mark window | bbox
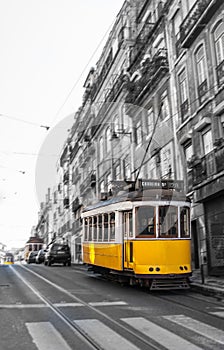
[84,218,88,241]
[100,180,105,193]
[195,46,206,85]
[202,129,213,155]
[106,173,112,191]
[184,143,193,170]
[160,91,170,120]
[109,213,115,240]
[195,45,208,102]
[136,120,143,145]
[160,144,172,179]
[98,215,103,241]
[173,9,181,56]
[180,207,190,238]
[124,159,131,180]
[146,107,154,137]
[214,22,224,65]
[115,164,121,180]
[159,206,178,237]
[178,68,188,118]
[93,216,97,241]
[123,211,133,238]
[214,21,224,86]
[104,214,109,241]
[136,206,155,237]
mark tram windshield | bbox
[159,206,178,237]
[136,206,156,237]
[136,205,190,238]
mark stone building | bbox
[36,0,224,274]
[166,0,224,275]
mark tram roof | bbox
[83,189,190,213]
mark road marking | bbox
[54,302,83,307]
[121,317,202,350]
[0,304,47,308]
[26,322,72,350]
[210,311,224,318]
[88,301,127,306]
[164,314,224,345]
[74,319,140,350]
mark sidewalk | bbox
[190,269,224,298]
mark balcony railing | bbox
[216,59,224,87]
[180,0,222,48]
[126,49,169,103]
[187,148,224,188]
[198,79,208,103]
[180,99,189,120]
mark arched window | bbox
[195,45,206,85]
[213,21,224,86]
[214,21,224,65]
[195,44,208,103]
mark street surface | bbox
[0,263,224,350]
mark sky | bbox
[0,0,124,250]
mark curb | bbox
[190,283,224,298]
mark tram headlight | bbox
[156,267,160,272]
[179,266,184,271]
[149,267,154,272]
[184,266,188,270]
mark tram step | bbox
[150,278,189,290]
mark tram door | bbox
[123,211,133,270]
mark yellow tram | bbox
[4,252,14,265]
[82,180,191,290]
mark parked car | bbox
[27,251,38,264]
[36,249,48,264]
[44,243,71,266]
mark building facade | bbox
[33,0,224,275]
[167,0,224,275]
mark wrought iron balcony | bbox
[180,0,223,48]
[198,79,208,104]
[126,49,169,103]
[187,148,224,188]
[180,99,189,120]
[216,59,224,87]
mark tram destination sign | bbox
[140,179,184,191]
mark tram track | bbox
[12,265,167,350]
[145,289,224,321]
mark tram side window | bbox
[89,217,93,241]
[29,244,32,251]
[180,207,190,237]
[109,213,115,241]
[123,211,133,238]
[84,218,88,241]
[93,216,97,241]
[104,214,109,241]
[136,206,155,237]
[98,215,103,241]
[159,206,178,237]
